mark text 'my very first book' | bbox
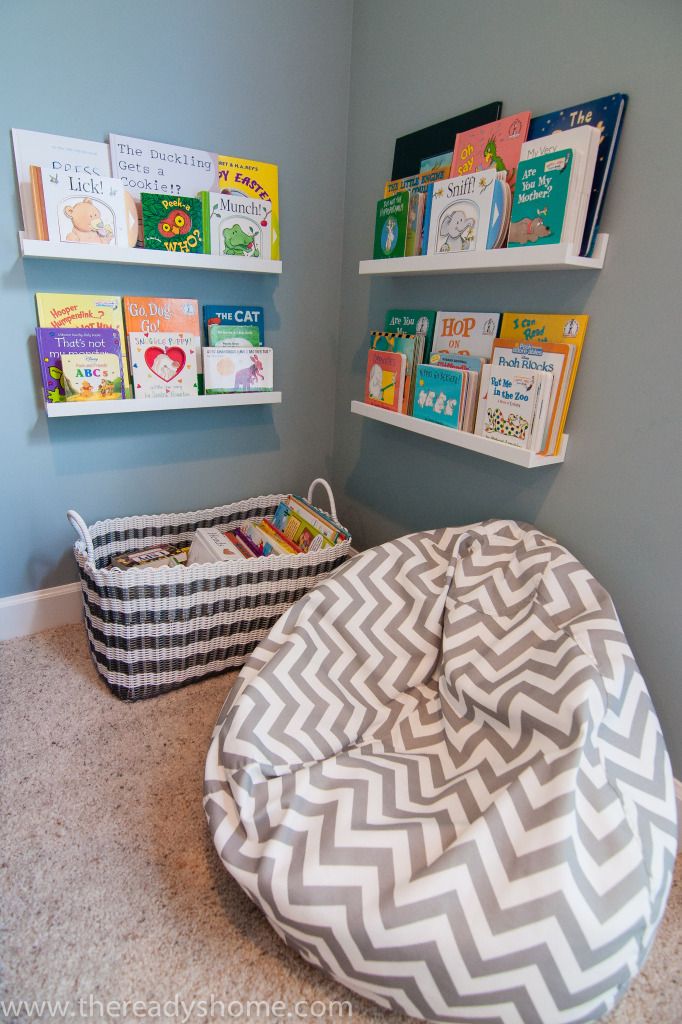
[200,191,272,259]
[36,327,124,405]
[450,111,532,193]
[124,296,203,392]
[364,350,406,413]
[426,171,508,254]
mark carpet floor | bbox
[1,623,680,1024]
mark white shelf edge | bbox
[45,392,282,418]
[350,401,567,468]
[19,232,282,275]
[358,234,608,276]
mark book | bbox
[241,522,285,557]
[373,191,410,259]
[207,323,261,347]
[35,293,132,400]
[370,331,420,415]
[29,166,48,240]
[34,166,132,247]
[431,311,500,360]
[141,193,205,253]
[364,349,406,413]
[12,129,112,240]
[128,332,199,400]
[507,149,574,248]
[271,502,331,553]
[36,327,124,405]
[413,364,465,429]
[260,519,303,554]
[450,111,532,192]
[426,171,508,254]
[384,169,447,199]
[233,527,264,557]
[111,543,189,570]
[124,296,202,391]
[202,305,264,344]
[61,351,124,402]
[527,93,628,256]
[286,495,347,543]
[474,364,553,451]
[225,530,256,559]
[217,154,280,260]
[199,191,272,259]
[203,347,273,393]
[391,102,502,180]
[384,310,437,361]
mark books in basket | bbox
[364,349,406,413]
[426,170,509,254]
[474,364,554,452]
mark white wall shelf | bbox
[358,234,608,276]
[19,232,282,275]
[350,401,567,468]
[45,392,282,418]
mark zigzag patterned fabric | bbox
[204,520,678,1024]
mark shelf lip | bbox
[45,391,282,418]
[358,234,608,276]
[350,401,567,468]
[19,232,282,275]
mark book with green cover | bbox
[208,323,261,347]
[507,149,573,248]
[373,191,409,259]
[141,193,204,253]
[384,309,437,360]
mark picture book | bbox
[12,129,112,240]
[260,519,303,554]
[217,155,280,260]
[419,152,454,176]
[61,351,124,402]
[36,327,124,405]
[431,311,500,360]
[141,193,204,254]
[36,167,132,247]
[413,365,465,429]
[374,192,409,259]
[474,364,551,450]
[370,331,420,415]
[199,191,272,259]
[207,323,261,347]
[391,102,502,179]
[35,293,132,400]
[287,495,347,543]
[431,351,485,376]
[405,190,426,257]
[128,332,199,400]
[203,347,273,393]
[507,149,574,248]
[451,111,531,192]
[203,305,264,344]
[271,502,331,553]
[527,93,628,256]
[187,528,248,565]
[364,350,406,413]
[426,171,508,254]
[384,310,437,360]
[384,169,446,199]
[124,296,202,391]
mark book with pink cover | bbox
[450,111,532,193]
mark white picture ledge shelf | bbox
[19,233,282,275]
[45,392,282,418]
[358,234,608,276]
[350,401,567,468]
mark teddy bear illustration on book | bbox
[63,197,114,244]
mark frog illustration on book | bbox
[223,222,260,257]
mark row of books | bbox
[12,128,279,260]
[34,293,272,405]
[374,93,627,260]
[362,309,589,457]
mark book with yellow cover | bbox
[35,292,132,400]
[217,155,279,260]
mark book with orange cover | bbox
[123,296,202,392]
[450,111,532,194]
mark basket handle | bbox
[307,478,337,520]
[67,509,96,564]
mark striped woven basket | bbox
[67,478,351,701]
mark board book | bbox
[451,111,531,192]
[507,149,574,248]
[141,193,204,254]
[203,347,273,393]
[124,296,202,390]
[217,154,280,260]
[200,190,272,259]
[128,332,199,400]
[271,502,332,553]
[364,350,406,413]
[413,365,465,429]
[370,331,421,415]
[474,364,553,451]
[374,192,410,259]
[36,327,124,405]
[426,171,508,254]
[61,351,124,402]
[203,305,264,344]
[32,167,133,248]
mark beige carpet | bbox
[1,623,680,1024]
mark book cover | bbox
[431,352,485,375]
[384,310,437,355]
[141,193,204,253]
[383,169,446,199]
[364,350,406,412]
[37,167,132,247]
[35,293,132,400]
[413,364,465,428]
[217,155,280,260]
[203,305,264,344]
[426,171,505,254]
[474,364,543,449]
[260,519,303,554]
[208,323,261,347]
[431,311,500,360]
[36,327,124,405]
[287,495,346,543]
[12,129,112,240]
[527,93,628,256]
[373,192,409,259]
[128,332,199,400]
[203,347,273,393]
[507,149,574,247]
[123,296,202,391]
[370,331,419,415]
[61,351,124,402]
[451,111,531,192]
[391,101,502,180]
[271,502,331,553]
[199,190,272,259]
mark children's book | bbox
[123,296,202,391]
[384,309,437,361]
[474,364,550,450]
[35,167,132,247]
[260,519,303,554]
[141,193,204,254]
[61,351,124,402]
[370,331,420,415]
[527,93,628,256]
[203,347,273,393]
[384,169,447,199]
[364,350,406,412]
[271,502,331,553]
[187,528,248,565]
[507,149,574,248]
[451,111,531,192]
[208,323,261,347]
[35,293,132,399]
[287,495,347,543]
[203,305,264,344]
[128,332,199,400]
[430,352,485,375]
[426,171,508,254]
[413,365,465,429]
[36,327,124,405]
[431,311,500,360]
[391,102,502,179]
[199,191,272,259]
[374,192,410,259]
[217,155,280,260]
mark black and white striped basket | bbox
[67,478,351,702]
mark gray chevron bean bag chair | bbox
[204,520,677,1024]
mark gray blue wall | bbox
[332,0,682,773]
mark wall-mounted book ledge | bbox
[350,401,567,468]
[45,392,282,418]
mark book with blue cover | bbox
[413,364,465,428]
[202,305,264,344]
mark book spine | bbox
[29,166,48,241]
[261,518,303,553]
[199,192,211,255]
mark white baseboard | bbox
[0,582,82,641]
